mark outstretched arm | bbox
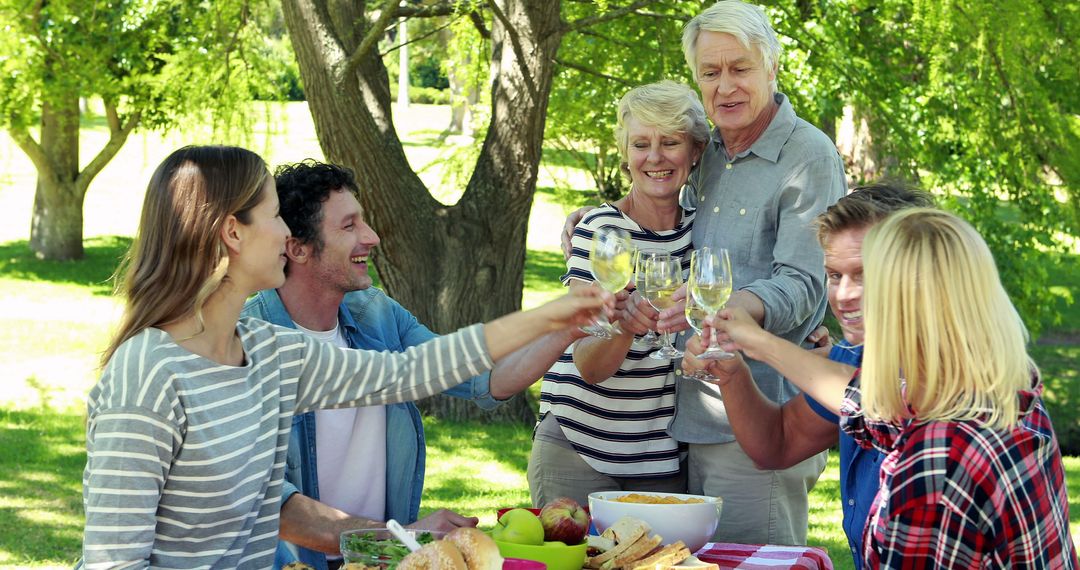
[683,336,838,469]
[708,307,854,414]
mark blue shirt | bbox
[242,288,501,570]
[804,341,879,570]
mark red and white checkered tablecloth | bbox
[694,542,834,569]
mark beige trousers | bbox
[688,441,827,546]
[527,438,686,508]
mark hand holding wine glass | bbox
[581,226,633,338]
[642,254,684,360]
[689,247,736,360]
[683,288,718,381]
[631,248,663,347]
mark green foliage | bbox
[547,2,697,201]
[390,84,451,105]
[543,0,1078,336]
[763,0,1079,336]
[0,0,279,139]
[1030,344,1080,456]
[414,55,449,89]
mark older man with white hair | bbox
[663,0,847,546]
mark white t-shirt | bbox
[293,320,388,529]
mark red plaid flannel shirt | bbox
[840,374,1078,569]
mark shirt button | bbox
[699,194,705,201]
[739,208,746,215]
[675,369,683,376]
[725,163,732,170]
[848,499,855,506]
[713,206,720,213]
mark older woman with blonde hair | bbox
[528,80,710,507]
[702,208,1077,567]
[78,145,611,568]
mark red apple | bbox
[539,497,589,545]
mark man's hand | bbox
[616,290,661,336]
[560,206,596,260]
[656,284,690,334]
[806,325,833,356]
[408,509,479,533]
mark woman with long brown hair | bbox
[79,145,611,568]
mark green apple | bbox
[492,509,545,546]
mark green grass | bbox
[9,410,1073,567]
[0,408,84,568]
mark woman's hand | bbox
[538,285,616,331]
[707,306,769,361]
[615,289,660,336]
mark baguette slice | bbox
[626,542,690,570]
[669,555,719,570]
[601,534,664,570]
[586,517,651,568]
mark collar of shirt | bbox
[255,288,361,343]
[711,92,797,164]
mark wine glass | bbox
[642,254,684,359]
[689,247,735,360]
[632,248,663,348]
[581,226,633,338]
[684,288,718,381]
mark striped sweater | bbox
[539,204,693,477]
[80,317,491,569]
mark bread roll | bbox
[397,540,468,570]
[445,527,504,570]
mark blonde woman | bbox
[79,146,611,568]
[692,209,1077,568]
[529,81,709,507]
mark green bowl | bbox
[494,540,587,570]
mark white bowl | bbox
[587,491,721,554]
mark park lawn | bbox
[0,409,1078,568]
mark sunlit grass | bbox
[0,409,84,568]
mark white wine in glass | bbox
[632,249,663,348]
[582,226,633,338]
[642,254,684,359]
[683,293,717,381]
[689,247,736,360]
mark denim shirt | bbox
[804,341,881,570]
[241,288,500,570]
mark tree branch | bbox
[577,28,636,49]
[7,125,57,185]
[397,2,457,18]
[381,17,457,56]
[468,9,490,39]
[342,0,399,80]
[564,0,660,32]
[487,0,539,104]
[553,57,633,86]
[78,102,141,192]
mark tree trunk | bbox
[30,97,84,260]
[282,0,564,423]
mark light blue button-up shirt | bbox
[670,92,847,443]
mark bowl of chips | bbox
[587,491,721,553]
